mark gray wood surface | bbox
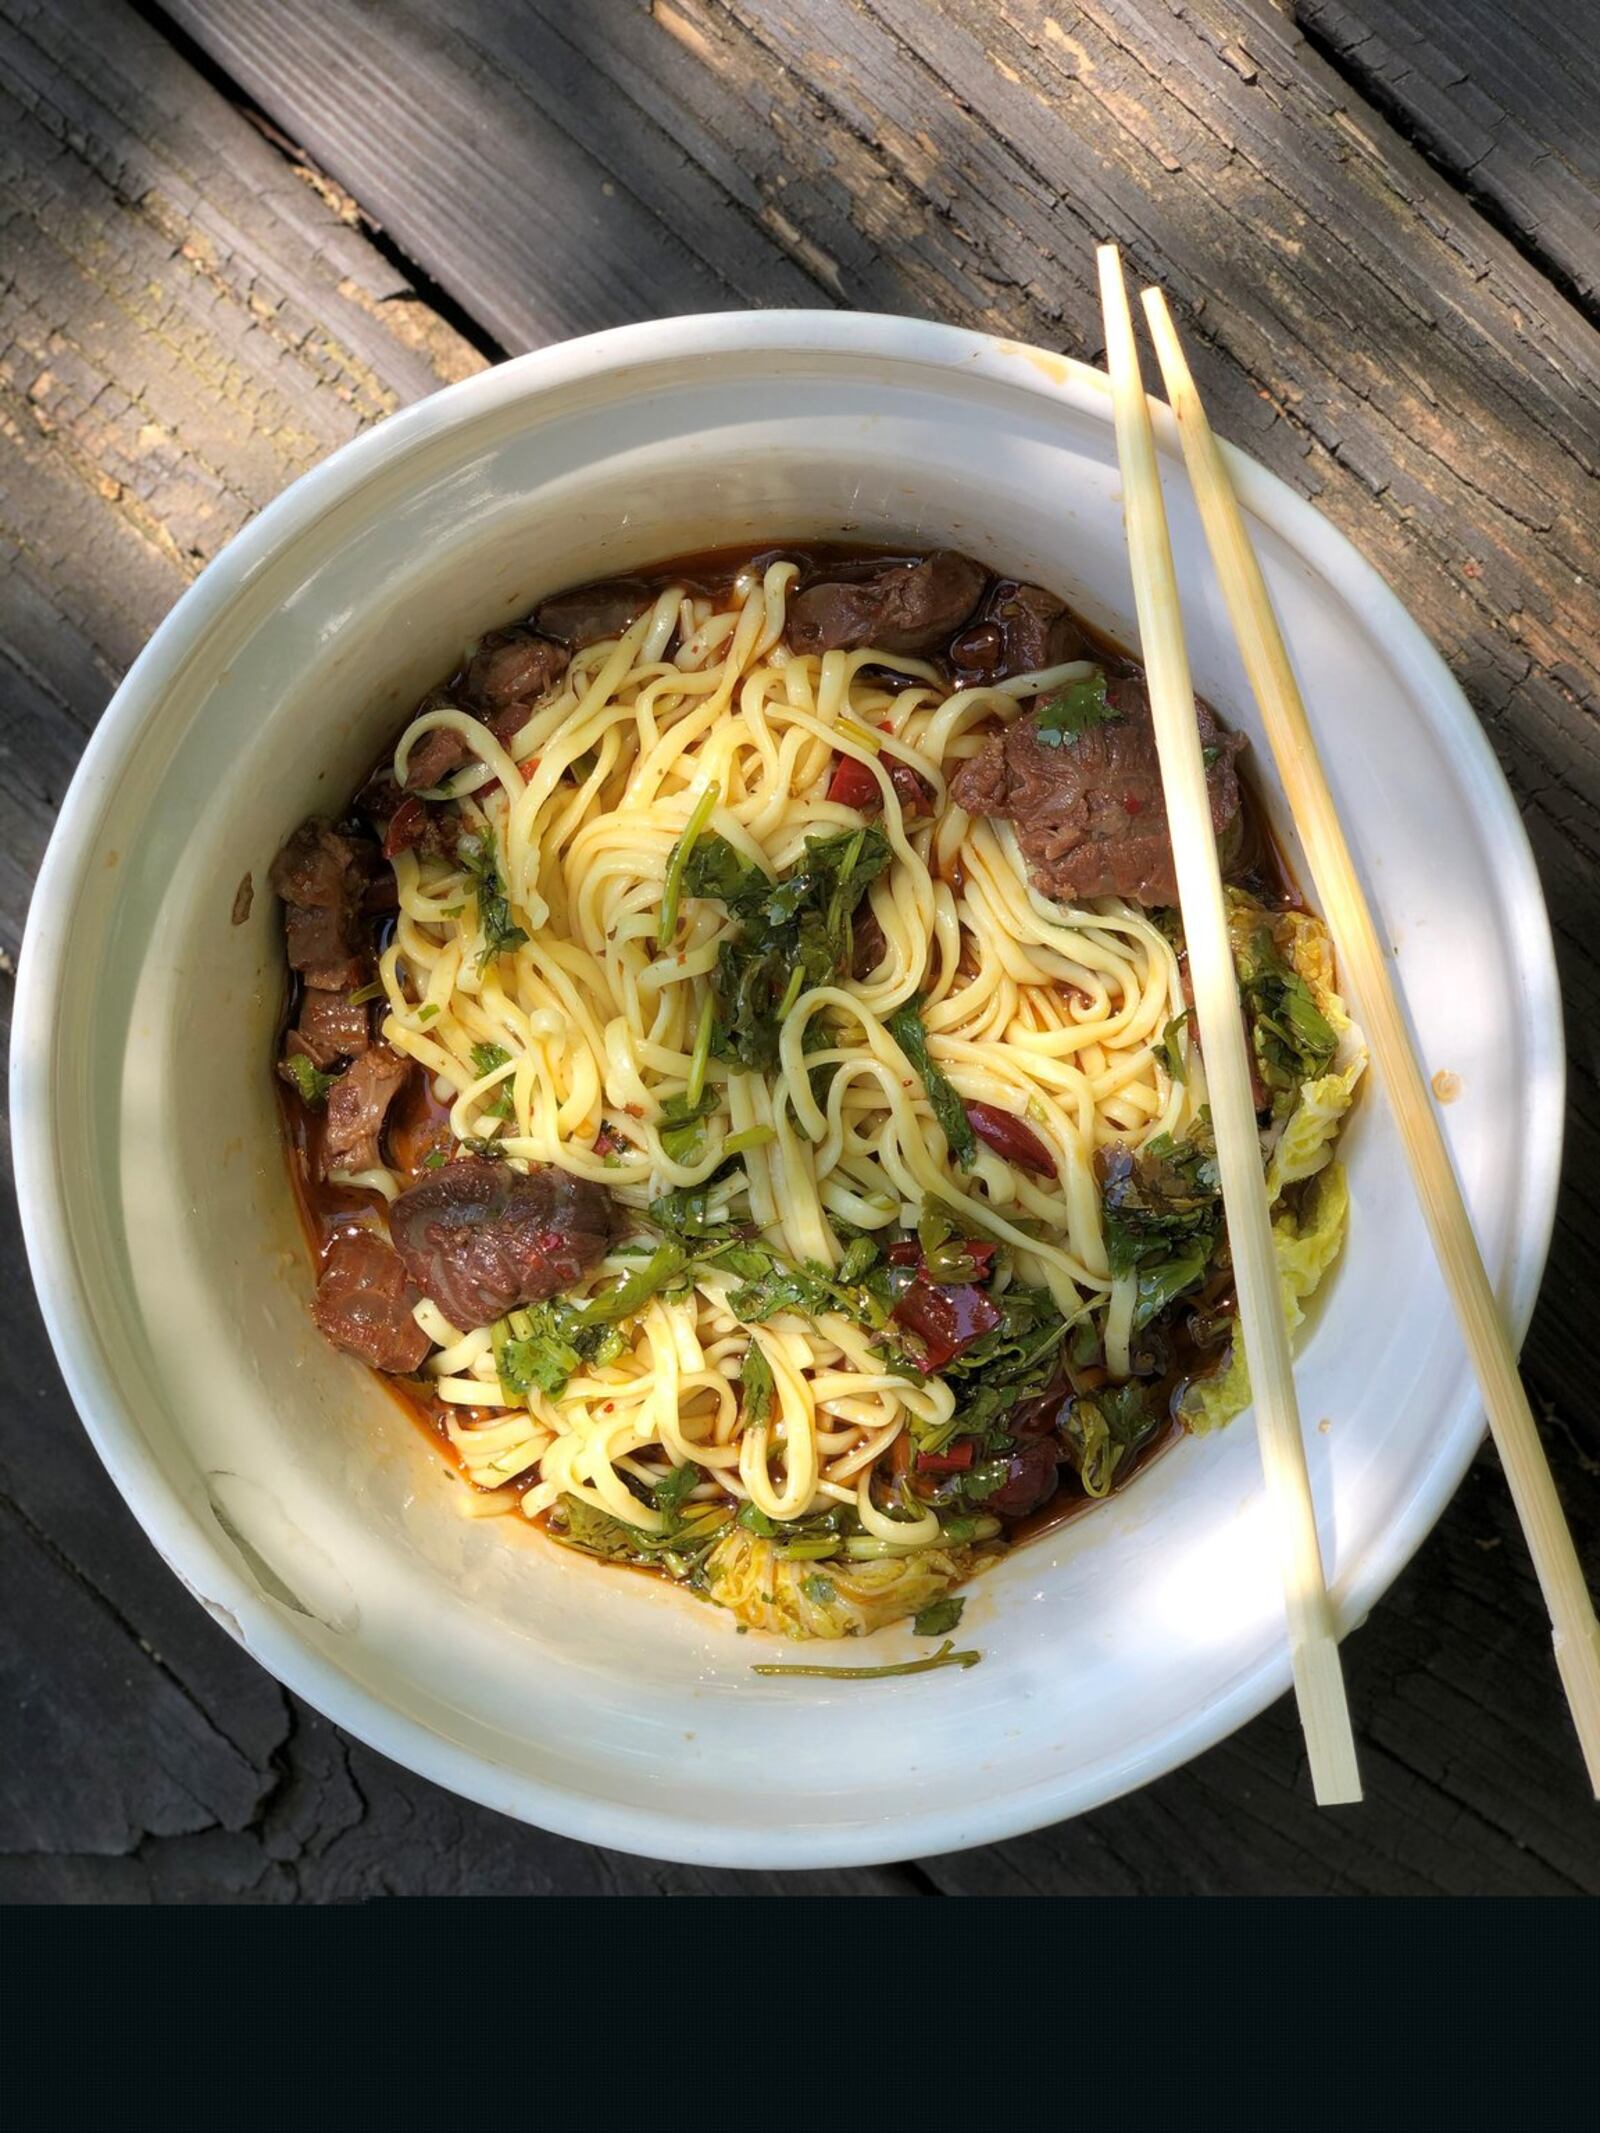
[4,0,1598,1897]
[1297,0,1600,310]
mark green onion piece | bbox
[836,716,882,753]
[724,1124,777,1156]
[751,1639,980,1679]
[659,780,721,946]
[347,979,385,1006]
[775,1537,839,1561]
[686,990,715,1109]
[417,1002,440,1023]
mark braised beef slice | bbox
[389,1161,617,1331]
[359,769,458,861]
[323,1042,411,1177]
[465,627,570,718]
[399,631,570,793]
[534,576,654,649]
[270,821,378,990]
[948,677,1244,907]
[287,987,370,1072]
[311,1230,431,1374]
[400,690,471,793]
[949,581,1091,687]
[785,551,986,657]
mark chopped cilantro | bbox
[471,1040,515,1120]
[687,826,892,1072]
[652,1460,703,1519]
[1034,669,1118,747]
[887,997,977,1167]
[458,827,528,970]
[740,1338,775,1428]
[659,1086,719,1165]
[1157,1009,1191,1085]
[1099,1118,1222,1331]
[281,1052,336,1107]
[912,1595,966,1638]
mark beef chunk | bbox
[534,576,654,648]
[785,551,986,658]
[323,1043,411,1177]
[400,690,471,794]
[464,627,570,714]
[949,580,1091,687]
[358,769,457,862]
[311,1230,431,1374]
[388,1160,616,1331]
[287,987,370,1072]
[399,631,570,793]
[270,821,378,990]
[948,677,1244,907]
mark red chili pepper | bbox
[521,755,542,783]
[963,1101,1056,1176]
[915,1441,976,1474]
[593,1121,628,1157]
[382,796,429,858]
[891,1274,1004,1372]
[887,1240,921,1266]
[826,753,881,810]
[1123,793,1143,816]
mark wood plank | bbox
[159,0,824,349]
[1296,0,1600,310]
[167,0,1600,1436]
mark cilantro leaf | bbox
[912,1595,966,1637]
[457,828,528,969]
[1059,1382,1159,1498]
[551,1495,730,1584]
[694,826,892,1072]
[281,1052,336,1107]
[1034,669,1118,747]
[1157,1010,1190,1085]
[652,1460,703,1519]
[492,1304,626,1400]
[471,1040,515,1120]
[887,997,978,1167]
[740,1338,776,1427]
[659,1086,719,1165]
[1098,1118,1222,1331]
[1235,926,1338,1115]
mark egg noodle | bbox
[353,559,1215,1554]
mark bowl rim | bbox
[11,309,1565,1866]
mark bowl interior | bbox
[16,322,1561,1863]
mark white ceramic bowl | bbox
[13,313,1562,1867]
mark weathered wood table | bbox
[3,0,1597,1898]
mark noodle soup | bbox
[271,545,1362,1651]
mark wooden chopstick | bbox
[1141,284,1600,1794]
[1095,245,1362,1806]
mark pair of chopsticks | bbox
[1095,243,1600,1805]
